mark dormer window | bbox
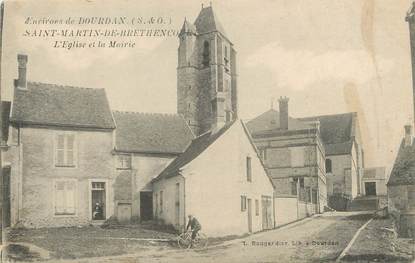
[202,41,210,67]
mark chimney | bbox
[404,124,413,147]
[16,54,28,89]
[278,96,289,130]
[310,120,320,133]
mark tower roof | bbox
[194,6,227,36]
[179,19,197,36]
[406,1,415,21]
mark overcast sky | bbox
[2,0,414,171]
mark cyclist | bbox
[186,214,201,247]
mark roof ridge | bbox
[113,110,179,117]
[28,81,97,90]
[299,112,356,119]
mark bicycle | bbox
[177,230,208,249]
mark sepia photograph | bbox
[0,0,414,262]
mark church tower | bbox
[177,5,238,136]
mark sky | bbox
[1,0,414,172]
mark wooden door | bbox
[247,199,252,233]
[175,183,180,226]
[117,203,131,223]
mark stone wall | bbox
[15,126,114,228]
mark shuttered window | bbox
[241,196,247,211]
[246,157,252,182]
[55,134,77,167]
[55,180,77,215]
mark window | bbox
[290,147,304,167]
[306,187,311,203]
[408,187,415,208]
[55,134,76,167]
[224,45,229,66]
[225,111,232,122]
[259,148,267,161]
[325,159,332,173]
[154,193,158,218]
[202,41,210,67]
[160,190,163,213]
[55,180,76,215]
[117,155,131,169]
[255,199,259,216]
[299,178,304,188]
[246,156,252,182]
[211,100,217,116]
[291,178,298,195]
[312,189,318,204]
[241,195,247,211]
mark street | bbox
[60,212,379,263]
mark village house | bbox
[248,104,364,211]
[387,3,415,237]
[152,120,275,237]
[111,111,194,223]
[3,54,117,227]
[246,98,327,218]
[387,125,415,237]
[362,167,387,197]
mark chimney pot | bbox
[404,124,413,147]
[17,54,28,89]
[278,96,289,130]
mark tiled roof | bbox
[154,121,236,181]
[388,140,415,186]
[298,113,355,145]
[246,109,311,134]
[247,111,357,156]
[324,142,353,155]
[1,101,11,143]
[113,111,194,154]
[10,82,115,129]
[194,6,227,36]
[179,19,197,35]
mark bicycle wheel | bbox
[196,232,208,249]
[177,233,191,249]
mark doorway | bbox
[91,182,106,220]
[365,182,377,196]
[247,198,252,233]
[140,192,153,221]
[261,195,273,230]
[175,183,180,226]
[2,167,11,227]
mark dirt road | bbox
[60,212,373,263]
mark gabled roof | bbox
[179,19,197,36]
[246,109,311,134]
[113,111,194,154]
[153,121,236,181]
[194,6,227,36]
[298,113,356,145]
[388,140,415,186]
[247,111,357,156]
[10,82,115,129]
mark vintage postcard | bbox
[0,0,414,262]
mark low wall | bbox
[274,196,298,226]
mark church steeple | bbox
[177,6,238,136]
